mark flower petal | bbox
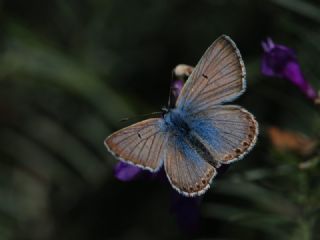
[283,62,317,99]
[261,38,318,100]
[113,162,143,181]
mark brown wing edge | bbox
[219,35,247,103]
[104,137,164,173]
[220,106,259,164]
[163,140,218,197]
[166,166,217,197]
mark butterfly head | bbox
[161,106,169,116]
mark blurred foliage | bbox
[0,0,320,239]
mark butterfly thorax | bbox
[163,109,191,135]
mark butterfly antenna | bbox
[120,111,162,122]
[167,69,175,108]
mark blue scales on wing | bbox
[186,105,258,164]
[163,109,217,197]
[164,133,216,197]
[175,35,258,164]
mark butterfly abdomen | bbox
[187,133,220,168]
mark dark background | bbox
[0,0,320,239]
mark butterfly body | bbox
[164,108,190,134]
[105,35,258,197]
[164,109,220,167]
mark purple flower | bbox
[114,161,166,182]
[261,38,318,100]
[114,162,143,181]
[171,79,184,101]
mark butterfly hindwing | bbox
[105,118,168,172]
[176,35,246,113]
[187,105,258,164]
[164,132,216,197]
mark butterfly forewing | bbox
[105,118,168,172]
[176,35,246,113]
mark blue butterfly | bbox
[105,35,258,197]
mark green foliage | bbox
[0,0,320,239]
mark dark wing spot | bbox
[202,74,208,79]
[242,141,249,147]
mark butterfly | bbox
[105,35,258,197]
